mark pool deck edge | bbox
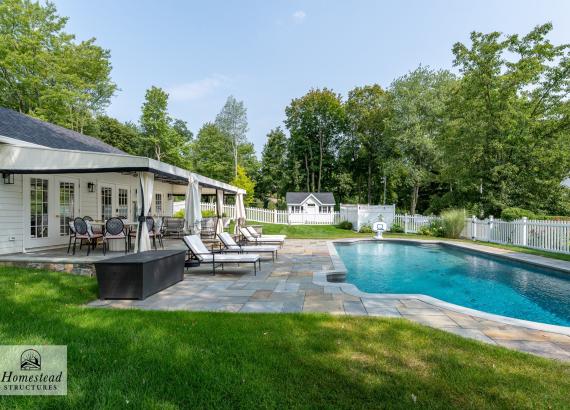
[317,238,570,337]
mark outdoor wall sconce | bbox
[87,182,95,193]
[167,193,173,200]
[2,172,14,185]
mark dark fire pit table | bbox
[94,250,186,300]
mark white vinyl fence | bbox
[394,213,570,255]
[393,214,439,233]
[463,216,570,254]
[173,202,341,225]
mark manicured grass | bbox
[256,223,570,263]
[1,267,570,409]
[255,222,372,239]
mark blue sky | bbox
[53,0,570,155]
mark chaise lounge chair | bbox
[245,226,286,240]
[182,235,261,275]
[217,232,279,262]
[239,227,285,247]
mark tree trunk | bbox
[318,133,323,192]
[304,154,310,192]
[233,139,238,177]
[367,160,372,204]
[410,185,419,215]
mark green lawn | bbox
[256,222,570,262]
[1,267,569,409]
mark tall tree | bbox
[139,86,192,168]
[0,0,116,131]
[284,88,346,192]
[84,115,141,155]
[444,23,570,215]
[259,127,288,200]
[345,84,389,204]
[215,96,248,177]
[387,66,455,214]
[191,123,233,182]
[230,166,256,205]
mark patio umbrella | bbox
[185,175,201,234]
[135,172,154,253]
[216,189,224,234]
[234,192,246,234]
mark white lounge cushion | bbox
[239,245,278,253]
[199,253,260,263]
[245,226,286,240]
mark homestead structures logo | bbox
[20,349,41,370]
[0,345,67,395]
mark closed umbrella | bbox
[185,175,201,233]
[135,172,154,253]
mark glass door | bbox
[100,184,114,221]
[117,186,129,219]
[56,178,78,237]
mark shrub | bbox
[441,209,466,239]
[359,224,373,233]
[500,207,538,221]
[337,220,353,230]
[173,209,184,218]
[417,219,444,237]
[390,222,404,233]
[201,209,215,218]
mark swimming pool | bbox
[334,241,570,326]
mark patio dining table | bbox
[89,221,138,252]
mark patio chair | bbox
[102,217,128,255]
[72,217,102,256]
[182,235,260,275]
[200,217,217,240]
[83,215,102,235]
[154,217,165,249]
[245,226,286,240]
[239,227,285,247]
[217,232,278,262]
[128,216,158,250]
[164,217,185,238]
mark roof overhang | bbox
[0,144,245,194]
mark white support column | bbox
[471,215,477,240]
[522,217,528,247]
[404,214,409,234]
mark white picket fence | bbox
[393,214,439,233]
[196,202,341,225]
[395,213,570,255]
[464,216,570,254]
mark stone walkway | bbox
[88,239,570,361]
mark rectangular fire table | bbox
[94,250,186,300]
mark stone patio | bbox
[88,239,570,361]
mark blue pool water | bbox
[335,241,570,326]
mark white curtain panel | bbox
[216,189,224,234]
[135,172,154,253]
[185,175,202,233]
[234,192,246,234]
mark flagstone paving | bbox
[88,239,570,361]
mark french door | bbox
[98,183,130,221]
[24,175,79,249]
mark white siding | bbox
[0,172,177,255]
[0,174,24,254]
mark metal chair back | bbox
[105,217,125,236]
[74,217,88,236]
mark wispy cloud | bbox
[167,74,229,102]
[292,10,306,24]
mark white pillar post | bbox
[522,217,528,246]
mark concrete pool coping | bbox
[318,238,570,336]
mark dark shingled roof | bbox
[286,192,335,205]
[0,107,125,154]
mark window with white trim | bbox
[291,205,304,213]
[319,206,332,213]
[155,193,163,215]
